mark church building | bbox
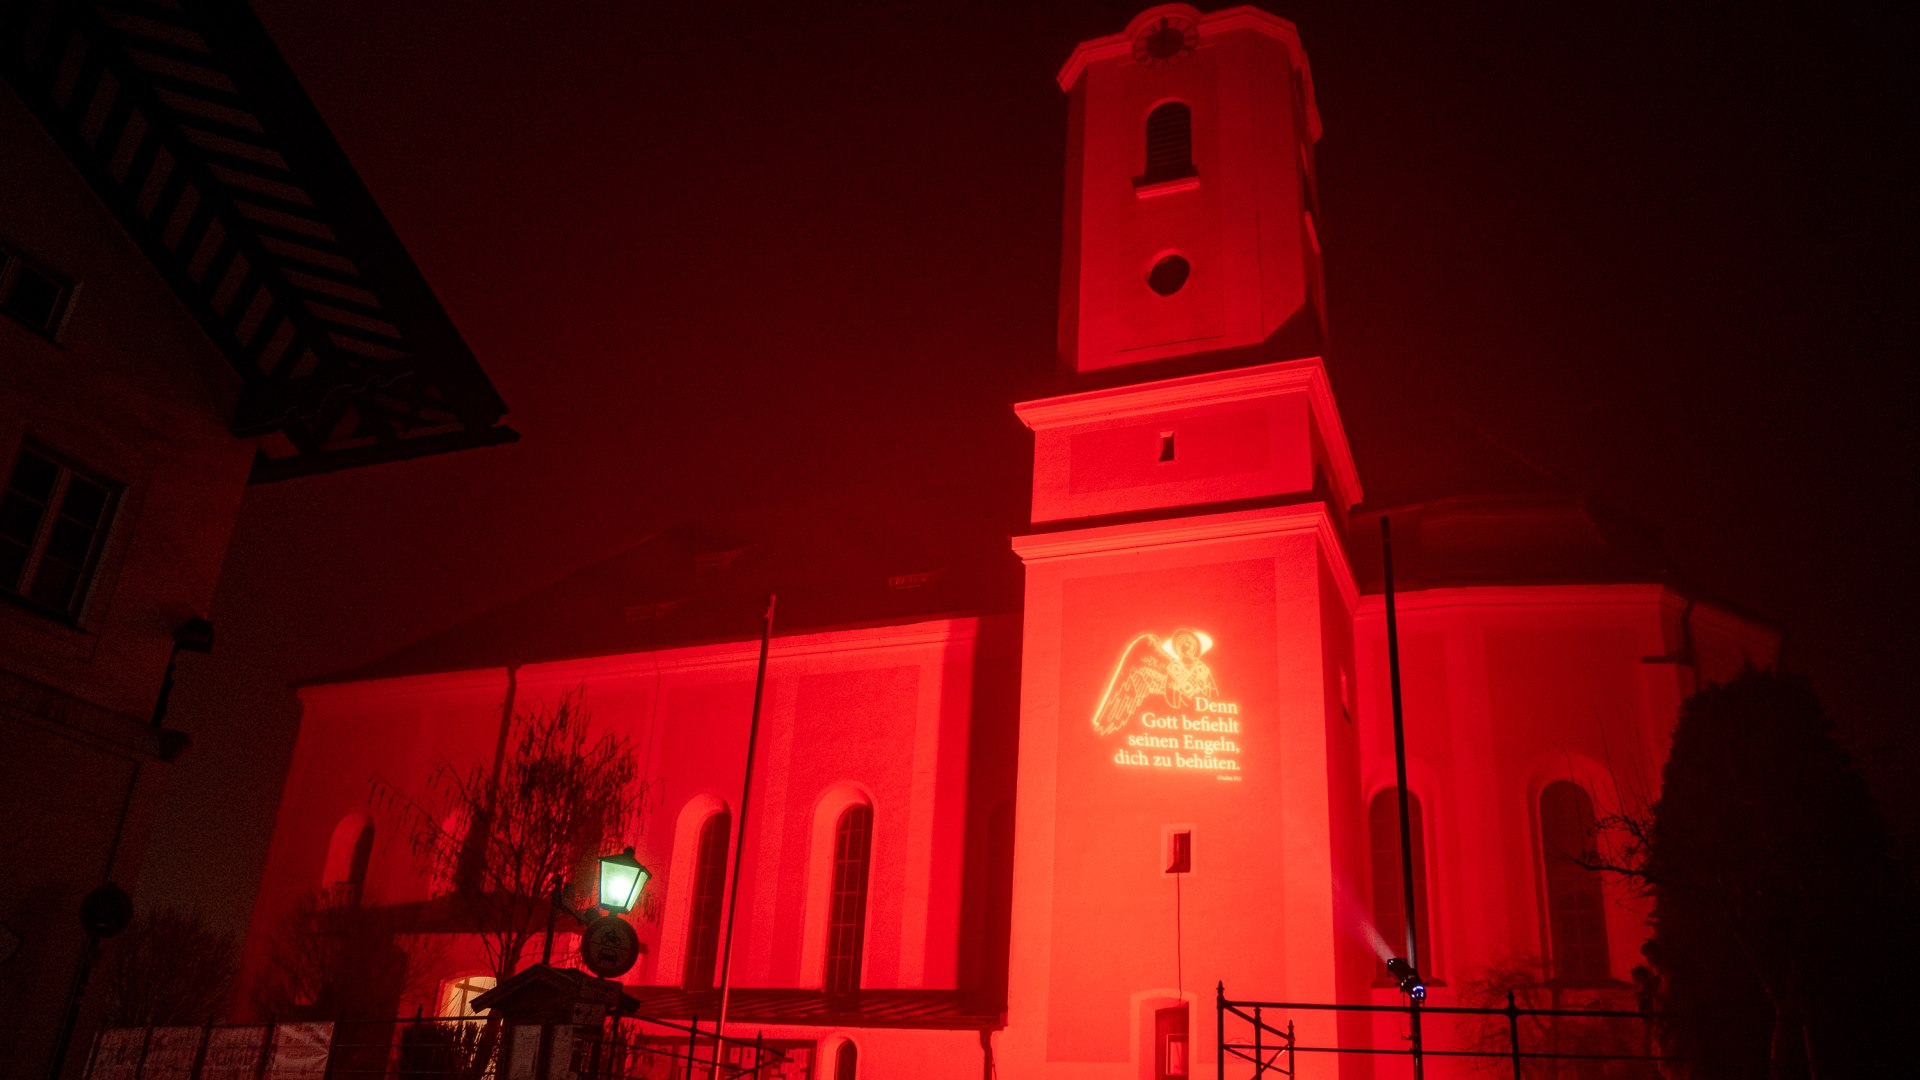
[239,6,1775,1078]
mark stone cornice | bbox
[1055,4,1322,141]
[1013,357,1362,509]
[1012,503,1358,612]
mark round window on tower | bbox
[1147,254,1190,296]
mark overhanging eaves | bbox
[1,0,517,481]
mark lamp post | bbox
[1382,517,1424,1080]
[539,847,651,969]
[1388,955,1428,1076]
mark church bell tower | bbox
[1003,7,1370,1076]
[1057,2,1327,374]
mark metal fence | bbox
[85,1014,801,1080]
[1218,982,1673,1079]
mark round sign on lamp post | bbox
[580,915,642,979]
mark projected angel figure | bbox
[1091,627,1218,735]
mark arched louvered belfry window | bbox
[1368,788,1436,979]
[1540,781,1610,980]
[1140,102,1196,185]
[682,810,731,989]
[834,1039,858,1080]
[824,803,874,995]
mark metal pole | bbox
[45,934,100,1080]
[685,1015,700,1080]
[1506,989,1522,1080]
[254,1017,274,1080]
[133,1023,153,1080]
[1254,1005,1263,1078]
[710,595,777,1079]
[1216,982,1225,1080]
[190,1018,213,1080]
[1381,516,1424,1080]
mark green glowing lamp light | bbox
[597,846,649,914]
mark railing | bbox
[1216,990,1295,1078]
[85,1013,798,1080]
[1218,982,1672,1079]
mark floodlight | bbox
[1386,957,1427,1003]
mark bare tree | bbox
[376,689,650,983]
[102,905,238,1027]
[250,889,447,1020]
[1452,955,1657,1080]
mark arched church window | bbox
[1141,102,1195,185]
[682,809,731,989]
[824,803,873,995]
[322,815,374,907]
[1540,781,1610,980]
[834,1039,858,1080]
[1368,788,1436,979]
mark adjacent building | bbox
[0,2,513,1075]
[240,6,1774,1078]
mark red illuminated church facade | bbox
[242,6,1775,1077]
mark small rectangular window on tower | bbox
[1158,431,1176,463]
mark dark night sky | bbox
[136,1,1916,937]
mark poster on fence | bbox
[84,1028,143,1080]
[84,1026,224,1080]
[265,1022,332,1079]
[146,1028,204,1076]
[202,1027,267,1080]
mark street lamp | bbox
[597,846,649,914]
[540,845,651,969]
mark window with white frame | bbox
[682,809,731,989]
[823,803,873,995]
[1540,781,1610,981]
[1,442,119,620]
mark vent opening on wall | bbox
[887,567,948,592]
[624,598,686,623]
[1147,255,1190,296]
[1166,830,1192,874]
[1158,432,1176,463]
[694,547,747,575]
